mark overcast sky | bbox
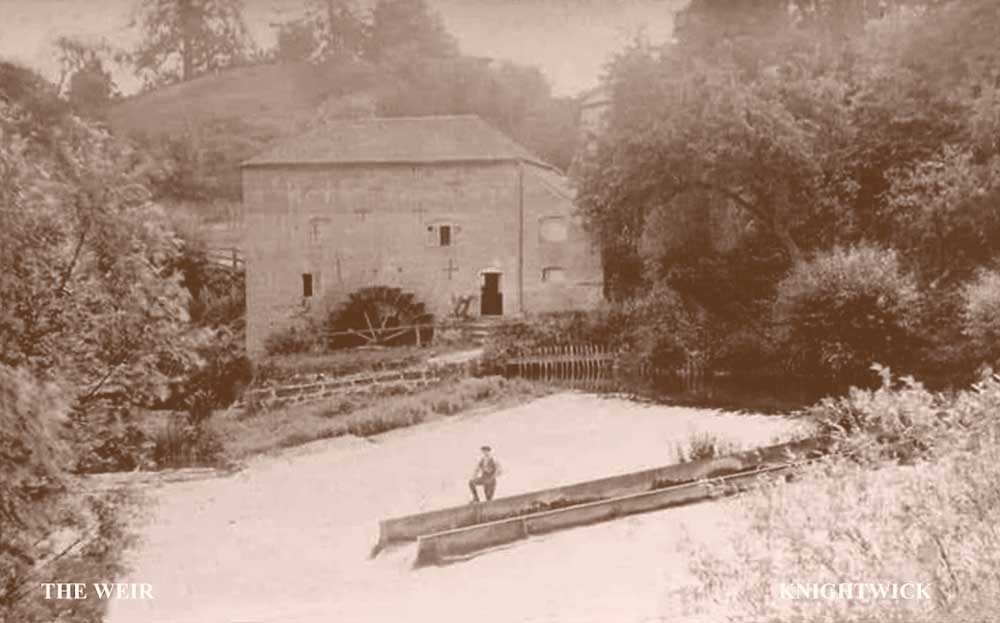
[0,0,681,96]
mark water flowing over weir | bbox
[106,393,814,623]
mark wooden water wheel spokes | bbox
[330,286,434,349]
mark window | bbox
[542,267,567,283]
[539,217,569,243]
[302,273,313,298]
[426,222,460,246]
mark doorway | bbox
[481,272,503,316]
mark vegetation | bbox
[774,246,921,380]
[109,0,580,206]
[575,0,1000,385]
[675,432,741,464]
[131,0,256,88]
[680,369,1000,622]
[213,376,547,459]
[256,346,446,385]
[0,61,243,617]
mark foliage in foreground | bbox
[1,366,136,622]
[2,490,136,623]
[0,366,70,609]
[680,370,1000,622]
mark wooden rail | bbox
[205,247,244,271]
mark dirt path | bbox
[107,392,806,623]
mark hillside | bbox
[106,56,581,225]
[108,60,376,139]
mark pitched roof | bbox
[242,114,552,169]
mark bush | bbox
[676,431,740,463]
[617,284,707,374]
[774,245,921,380]
[1,366,71,610]
[961,268,1000,366]
[483,307,624,363]
[482,285,705,376]
[181,326,252,418]
[264,320,319,356]
[70,401,154,474]
[680,372,1000,622]
[152,416,226,469]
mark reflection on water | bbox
[624,374,850,414]
[507,367,851,414]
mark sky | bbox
[0,0,682,96]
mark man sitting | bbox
[469,445,501,502]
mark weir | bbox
[373,436,829,557]
[413,462,805,566]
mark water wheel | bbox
[329,286,434,349]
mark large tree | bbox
[0,63,198,406]
[273,0,367,63]
[365,0,458,65]
[131,0,254,87]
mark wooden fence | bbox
[503,344,710,384]
[504,344,619,380]
[206,247,244,271]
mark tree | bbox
[366,0,458,65]
[131,0,254,87]
[0,64,199,406]
[66,57,116,118]
[273,0,367,63]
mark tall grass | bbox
[675,431,742,463]
[678,371,1000,622]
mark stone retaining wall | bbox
[240,359,482,411]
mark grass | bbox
[212,376,548,460]
[674,431,743,464]
[677,372,1000,622]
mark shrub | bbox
[71,401,154,474]
[1,366,71,610]
[264,320,319,356]
[676,431,740,463]
[152,416,226,469]
[680,372,1000,622]
[482,307,624,369]
[618,284,706,374]
[774,245,921,380]
[181,326,252,418]
[961,268,1000,366]
[482,285,705,375]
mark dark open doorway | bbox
[481,272,503,316]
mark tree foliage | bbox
[575,0,1000,379]
[132,0,254,87]
[0,63,201,407]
